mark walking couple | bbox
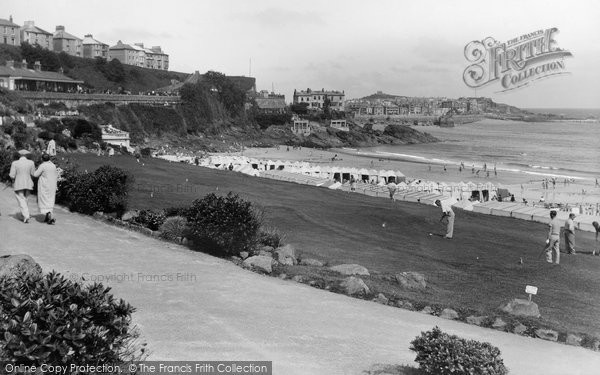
[8,150,58,224]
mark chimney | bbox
[56,25,65,31]
[24,20,34,27]
[9,15,13,23]
[21,59,27,68]
[6,60,14,68]
[59,67,64,74]
[84,34,92,38]
[34,61,41,71]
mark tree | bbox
[290,102,309,115]
[103,58,126,83]
[323,97,332,119]
[20,42,61,71]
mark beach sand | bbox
[237,146,600,208]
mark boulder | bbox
[535,329,558,342]
[420,306,433,315]
[259,245,275,253]
[395,272,426,290]
[501,298,540,318]
[512,323,528,335]
[275,244,296,259]
[242,256,273,274]
[330,264,370,276]
[372,293,389,305]
[466,315,486,326]
[121,210,137,221]
[257,250,273,258]
[592,340,600,351]
[566,333,583,346]
[292,275,304,283]
[396,301,414,310]
[278,273,287,279]
[300,258,324,267]
[276,255,295,266]
[239,251,249,260]
[0,255,42,279]
[492,317,507,330]
[439,308,459,320]
[340,276,370,295]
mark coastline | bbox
[238,146,600,207]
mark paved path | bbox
[1,187,599,375]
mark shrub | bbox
[140,147,153,157]
[130,209,166,231]
[0,148,17,183]
[258,226,286,248]
[410,326,508,375]
[56,164,133,216]
[164,206,190,217]
[159,216,188,241]
[186,192,262,256]
[0,271,143,364]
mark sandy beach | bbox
[237,146,600,209]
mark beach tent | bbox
[357,168,370,181]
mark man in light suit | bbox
[9,150,36,223]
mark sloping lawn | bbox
[62,153,600,338]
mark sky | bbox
[4,0,600,108]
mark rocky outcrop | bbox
[372,293,389,305]
[395,272,426,289]
[340,276,370,296]
[501,298,540,318]
[535,329,558,342]
[492,318,507,330]
[566,334,583,346]
[466,316,486,326]
[300,258,324,267]
[0,254,42,279]
[330,264,370,276]
[439,308,459,320]
[274,245,297,266]
[242,256,273,274]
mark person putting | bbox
[435,199,454,239]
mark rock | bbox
[492,317,507,330]
[278,273,287,279]
[329,264,370,276]
[0,255,43,279]
[420,306,433,314]
[439,308,459,320]
[181,238,189,245]
[292,275,304,283]
[277,256,295,266]
[242,256,273,274]
[275,244,296,260]
[230,256,242,265]
[308,280,317,286]
[566,333,583,346]
[339,276,370,295]
[373,293,389,305]
[121,210,137,221]
[300,258,323,267]
[535,329,558,342]
[259,245,275,253]
[239,251,249,260]
[512,323,528,335]
[466,316,486,326]
[592,340,600,351]
[395,272,426,290]
[501,298,540,318]
[396,301,414,310]
[257,250,273,258]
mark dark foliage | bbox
[129,209,167,231]
[186,193,262,256]
[20,42,61,71]
[56,165,133,216]
[253,112,292,129]
[410,327,508,375]
[0,271,140,365]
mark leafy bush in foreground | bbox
[186,192,262,255]
[56,164,133,216]
[410,327,508,375]
[0,271,143,365]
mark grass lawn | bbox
[62,153,600,339]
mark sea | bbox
[360,109,600,182]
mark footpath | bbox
[1,187,599,375]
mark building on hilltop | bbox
[82,34,109,59]
[108,40,169,70]
[255,91,287,114]
[0,59,83,91]
[53,26,82,57]
[20,21,53,50]
[0,16,20,46]
[293,88,345,111]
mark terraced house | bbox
[53,26,82,57]
[109,40,169,70]
[82,34,109,59]
[293,88,345,111]
[0,16,20,46]
[20,20,53,50]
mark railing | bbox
[16,91,181,104]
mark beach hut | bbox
[395,170,406,182]
[357,168,370,182]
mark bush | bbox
[410,326,508,375]
[140,147,153,158]
[0,148,17,183]
[56,164,133,216]
[186,193,262,256]
[164,206,190,217]
[130,209,166,231]
[258,226,286,248]
[0,271,143,364]
[159,216,188,241]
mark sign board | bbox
[525,285,538,295]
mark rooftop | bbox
[0,61,84,84]
[54,26,82,41]
[0,18,19,27]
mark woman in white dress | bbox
[34,154,58,224]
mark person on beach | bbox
[387,181,397,201]
[593,221,599,256]
[435,199,454,239]
[9,150,36,223]
[545,210,561,264]
[350,176,357,192]
[564,213,576,255]
[33,154,58,225]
